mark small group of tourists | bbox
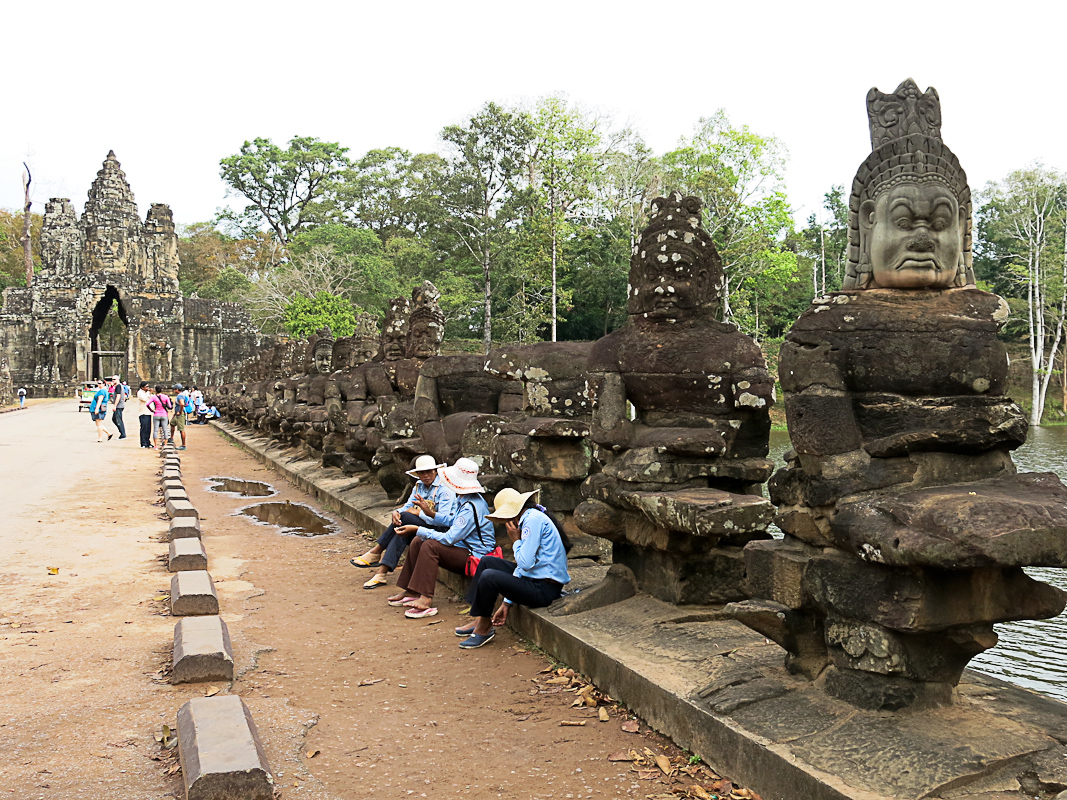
[87,376,129,442]
[132,382,198,450]
[351,454,571,649]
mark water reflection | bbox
[237,501,338,537]
[767,427,1067,703]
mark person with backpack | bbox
[147,385,173,450]
[171,384,192,450]
[109,375,127,439]
[89,378,115,442]
[385,458,495,619]
[17,387,26,407]
[456,488,571,649]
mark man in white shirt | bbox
[136,381,154,448]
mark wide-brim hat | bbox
[487,487,539,521]
[438,457,485,495]
[405,454,447,477]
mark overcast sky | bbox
[3,1,1065,230]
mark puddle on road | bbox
[236,501,338,537]
[206,476,277,497]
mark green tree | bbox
[283,292,358,338]
[528,96,603,340]
[219,136,350,244]
[336,148,446,242]
[661,111,795,332]
[0,208,41,292]
[977,164,1067,424]
[437,102,535,351]
[196,267,254,303]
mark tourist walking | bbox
[17,387,26,407]
[147,385,172,450]
[171,384,191,450]
[457,488,570,649]
[385,458,496,619]
[110,376,127,439]
[136,381,153,448]
[89,378,115,442]
[351,454,456,589]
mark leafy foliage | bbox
[284,292,358,338]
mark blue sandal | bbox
[459,631,495,649]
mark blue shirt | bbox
[399,476,457,528]
[90,386,109,413]
[512,508,570,585]
[417,494,494,556]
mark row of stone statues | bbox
[203,80,1067,712]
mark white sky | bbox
[3,0,1065,229]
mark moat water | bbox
[767,427,1067,703]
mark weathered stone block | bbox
[169,516,202,540]
[785,392,862,455]
[460,414,506,461]
[177,696,273,799]
[172,616,234,683]
[165,486,189,504]
[163,467,182,481]
[491,434,592,482]
[614,542,748,605]
[166,498,199,519]
[606,448,773,485]
[169,538,208,571]
[171,571,219,616]
[616,487,774,541]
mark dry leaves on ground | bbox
[609,747,762,800]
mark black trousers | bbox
[139,414,152,447]
[466,556,563,617]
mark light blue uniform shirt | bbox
[417,494,494,556]
[512,508,570,585]
[399,476,457,528]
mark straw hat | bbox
[405,454,447,477]
[438,457,485,495]
[487,487,539,521]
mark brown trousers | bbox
[396,537,470,598]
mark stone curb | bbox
[166,498,198,519]
[177,695,273,799]
[172,617,234,684]
[170,571,219,616]
[169,538,208,571]
[169,517,202,540]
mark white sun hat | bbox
[438,457,485,495]
[405,454,447,477]
[486,487,540,521]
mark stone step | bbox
[169,517,202,541]
[162,477,184,492]
[166,498,198,519]
[172,616,234,684]
[169,538,207,572]
[171,571,219,616]
[162,468,182,481]
[164,486,189,504]
[177,696,273,799]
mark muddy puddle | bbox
[236,501,338,536]
[206,476,277,497]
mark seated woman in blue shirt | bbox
[352,455,456,589]
[458,488,571,649]
[386,458,495,619]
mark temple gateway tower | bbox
[0,152,264,392]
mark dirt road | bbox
[0,400,751,799]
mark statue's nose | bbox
[907,232,936,252]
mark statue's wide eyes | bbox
[895,216,913,231]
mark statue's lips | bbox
[896,257,940,271]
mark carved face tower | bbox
[407,281,445,360]
[627,192,722,321]
[846,79,974,290]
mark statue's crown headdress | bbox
[844,79,974,289]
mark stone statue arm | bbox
[588,370,634,450]
[778,340,861,457]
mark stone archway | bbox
[88,285,128,380]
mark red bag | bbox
[465,546,503,577]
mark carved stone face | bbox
[381,332,407,362]
[862,182,962,290]
[407,321,441,360]
[313,344,333,375]
[628,238,708,320]
[357,337,380,363]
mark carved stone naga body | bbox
[573,192,777,605]
[729,80,1067,710]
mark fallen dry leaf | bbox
[306,749,319,759]
[607,751,633,762]
[598,707,610,722]
[358,678,384,686]
[621,720,640,733]
[560,720,586,727]
[47,568,59,575]
[655,754,672,775]
[426,620,441,626]
[690,787,713,800]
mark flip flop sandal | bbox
[351,556,381,568]
[387,596,418,607]
[404,606,439,619]
[363,574,389,589]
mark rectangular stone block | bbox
[166,498,199,519]
[169,538,208,572]
[163,467,182,481]
[169,517,202,541]
[172,617,234,684]
[163,477,184,493]
[165,486,190,504]
[177,696,273,800]
[171,571,219,616]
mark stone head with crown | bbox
[846,79,974,291]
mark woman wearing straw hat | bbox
[386,458,496,619]
[456,487,570,649]
[351,454,456,589]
